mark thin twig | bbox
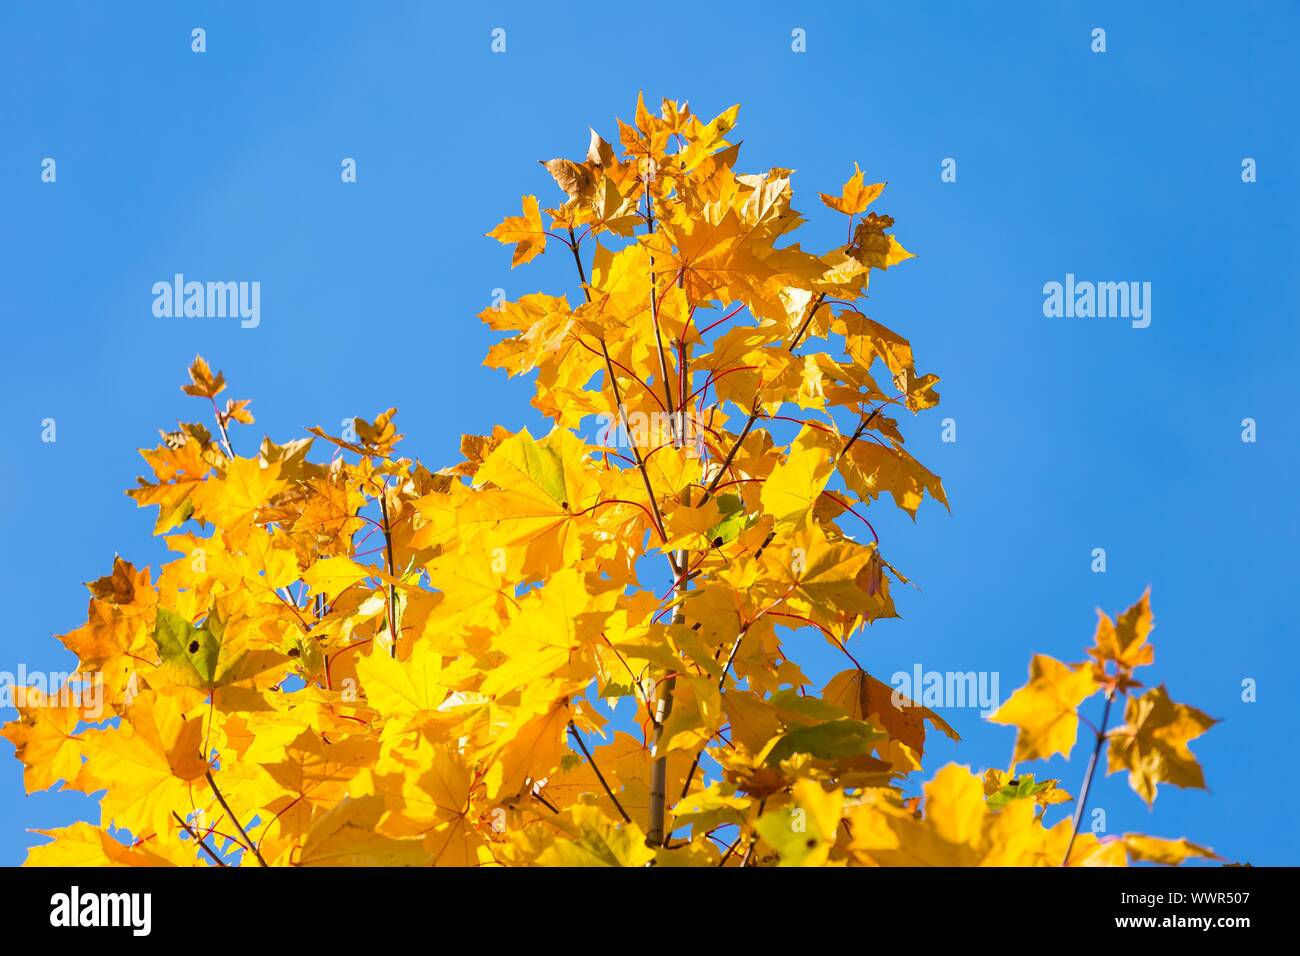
[1062,690,1116,865]
[740,798,767,867]
[599,344,674,559]
[571,197,686,849]
[206,770,268,867]
[700,293,828,506]
[570,225,678,572]
[785,292,828,352]
[173,811,228,867]
[208,397,235,459]
[601,636,657,724]
[567,227,590,293]
[837,407,881,464]
[677,586,794,801]
[377,485,400,658]
[699,403,759,505]
[533,788,560,814]
[568,721,631,823]
[716,835,742,866]
[642,179,680,443]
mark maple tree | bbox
[5,97,1220,866]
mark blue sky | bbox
[1,1,1296,865]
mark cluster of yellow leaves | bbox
[4,98,1217,867]
[990,589,1218,809]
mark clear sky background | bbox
[1,1,1296,866]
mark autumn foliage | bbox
[4,97,1219,866]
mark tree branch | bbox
[643,178,680,442]
[700,292,829,506]
[173,810,228,867]
[569,227,679,573]
[209,397,235,459]
[206,770,268,867]
[599,345,675,561]
[785,291,828,352]
[567,720,631,823]
[740,797,767,867]
[377,484,400,658]
[645,618,679,847]
[1062,690,1116,865]
[837,406,881,464]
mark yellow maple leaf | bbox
[76,691,209,841]
[535,803,656,867]
[0,686,91,792]
[1090,587,1156,677]
[297,795,431,866]
[190,457,284,540]
[989,655,1099,762]
[822,667,959,759]
[1122,833,1221,865]
[1107,685,1218,806]
[488,194,547,267]
[25,822,191,867]
[819,163,886,215]
[354,638,445,724]
[755,778,844,866]
[301,555,370,603]
[181,354,226,399]
[760,425,835,530]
